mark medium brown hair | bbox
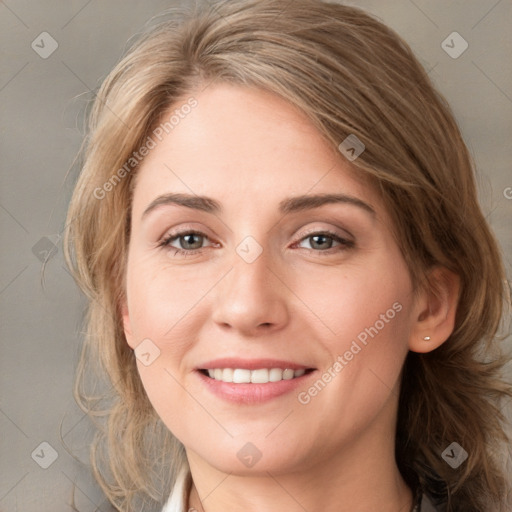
[64,1,512,510]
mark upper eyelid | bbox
[296,225,354,241]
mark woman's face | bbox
[123,83,418,476]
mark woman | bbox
[64,1,512,511]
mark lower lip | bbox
[196,370,316,404]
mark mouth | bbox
[195,358,317,404]
[198,367,316,384]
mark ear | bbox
[408,266,460,353]
[120,297,137,350]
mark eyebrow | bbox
[142,192,375,219]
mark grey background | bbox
[1,1,511,511]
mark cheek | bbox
[125,254,219,345]
[293,257,413,403]
[293,258,412,347]
[124,256,217,433]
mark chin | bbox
[184,432,313,476]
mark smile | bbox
[200,368,312,383]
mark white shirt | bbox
[161,466,189,512]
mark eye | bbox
[158,228,355,258]
[294,230,354,254]
[159,230,215,256]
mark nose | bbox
[210,247,290,337]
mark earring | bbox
[423,336,431,341]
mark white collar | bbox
[161,466,189,512]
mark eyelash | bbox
[158,229,355,257]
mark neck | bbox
[186,422,414,512]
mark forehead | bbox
[131,83,380,218]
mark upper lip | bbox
[197,358,315,371]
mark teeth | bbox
[233,369,251,383]
[205,368,308,383]
[251,369,268,384]
[269,368,283,382]
[283,369,295,380]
